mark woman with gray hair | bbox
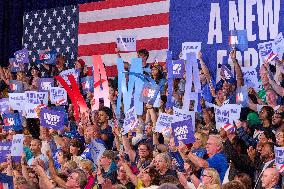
[154,153,177,177]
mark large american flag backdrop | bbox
[22,0,169,77]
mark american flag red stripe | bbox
[78,0,169,77]
[78,13,169,34]
[79,0,164,12]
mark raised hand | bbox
[230,49,237,60]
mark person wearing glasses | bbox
[272,111,284,131]
[197,168,221,189]
[180,135,228,182]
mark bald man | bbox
[261,168,281,189]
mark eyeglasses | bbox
[138,148,148,151]
[68,174,78,181]
[201,174,212,178]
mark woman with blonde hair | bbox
[197,168,221,189]
[191,132,208,158]
[154,152,177,177]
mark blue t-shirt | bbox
[101,126,114,150]
[192,147,207,159]
[52,148,62,170]
[0,173,13,189]
[207,152,228,182]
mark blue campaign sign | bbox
[10,58,24,72]
[49,87,67,105]
[9,80,23,93]
[170,1,284,80]
[37,50,57,65]
[14,49,29,64]
[38,78,54,92]
[2,113,22,131]
[40,108,65,130]
[139,82,160,105]
[236,86,249,107]
[0,98,10,115]
[229,30,248,52]
[81,76,94,95]
[25,91,48,105]
[171,119,195,146]
[171,59,185,78]
[0,141,12,163]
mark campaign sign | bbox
[274,32,284,54]
[51,106,68,125]
[258,41,278,64]
[181,42,201,59]
[9,93,26,111]
[14,49,29,64]
[155,113,175,133]
[2,113,22,131]
[122,107,138,135]
[10,58,24,72]
[236,86,249,107]
[11,134,24,162]
[140,82,160,104]
[229,30,248,52]
[0,141,12,163]
[221,65,234,80]
[173,107,195,122]
[172,59,185,78]
[25,91,48,105]
[241,67,260,91]
[38,50,57,65]
[50,87,67,105]
[24,102,38,118]
[171,119,195,146]
[81,76,94,95]
[274,146,284,173]
[40,108,65,130]
[59,68,79,85]
[116,35,137,52]
[38,78,54,92]
[90,139,106,164]
[0,98,10,115]
[214,104,241,130]
[9,80,23,93]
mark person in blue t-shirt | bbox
[98,107,114,150]
[182,134,228,182]
[81,125,105,162]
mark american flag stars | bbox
[23,5,78,68]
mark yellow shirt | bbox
[135,178,144,189]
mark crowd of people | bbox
[0,47,283,189]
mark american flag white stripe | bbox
[79,1,169,23]
[78,0,169,77]
[78,25,169,46]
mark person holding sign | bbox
[26,139,48,169]
[198,52,216,103]
[180,135,228,182]
[29,66,41,91]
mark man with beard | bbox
[249,142,275,189]
[272,111,284,131]
[97,106,115,150]
[81,125,105,162]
